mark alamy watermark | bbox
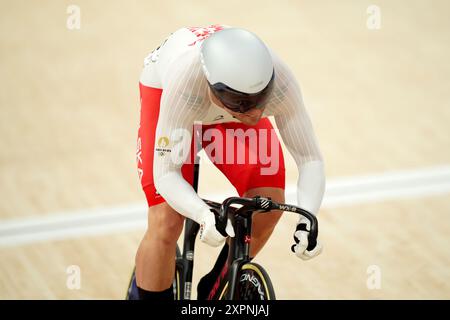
[366,265,381,290]
[367,5,381,30]
[66,5,81,30]
[66,265,81,290]
[137,127,282,177]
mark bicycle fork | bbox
[225,211,253,299]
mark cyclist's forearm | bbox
[296,160,325,215]
[154,171,210,222]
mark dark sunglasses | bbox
[209,71,275,113]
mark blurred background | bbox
[0,0,449,299]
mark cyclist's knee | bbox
[145,202,185,246]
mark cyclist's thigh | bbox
[202,118,286,196]
[137,83,195,207]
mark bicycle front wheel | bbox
[233,262,276,300]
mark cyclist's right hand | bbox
[198,209,235,247]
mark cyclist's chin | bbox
[237,117,261,126]
[229,109,264,126]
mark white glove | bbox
[198,209,235,247]
[292,216,323,260]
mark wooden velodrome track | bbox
[1,0,449,299]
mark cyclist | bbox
[133,25,325,300]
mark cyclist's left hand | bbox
[292,216,323,260]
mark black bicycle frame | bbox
[176,125,202,300]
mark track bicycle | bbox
[126,196,318,300]
[126,128,319,300]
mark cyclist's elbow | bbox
[153,170,182,198]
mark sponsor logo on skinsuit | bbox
[156,136,171,156]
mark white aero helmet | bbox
[200,28,275,113]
